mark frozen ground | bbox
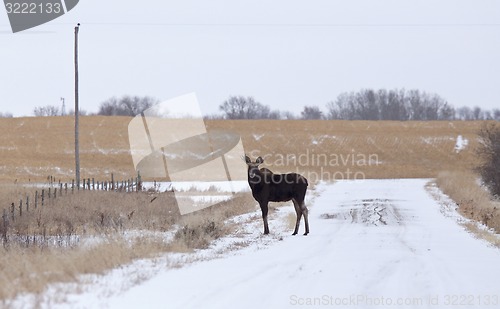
[12,179,500,308]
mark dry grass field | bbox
[0,116,496,303]
[0,116,486,183]
[0,184,256,301]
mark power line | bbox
[3,22,500,28]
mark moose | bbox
[245,155,309,236]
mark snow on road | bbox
[27,179,500,308]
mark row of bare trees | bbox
[23,89,499,121]
[326,89,455,120]
[33,106,88,117]
[217,89,499,121]
[29,96,158,117]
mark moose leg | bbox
[301,202,309,235]
[292,199,302,236]
[260,202,270,235]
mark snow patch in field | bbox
[311,135,337,145]
[252,133,265,141]
[188,195,233,204]
[454,135,468,153]
[420,136,454,145]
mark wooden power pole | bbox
[74,23,81,188]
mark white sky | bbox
[1,0,499,117]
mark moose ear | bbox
[244,155,251,164]
[256,156,264,164]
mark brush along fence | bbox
[1,172,143,245]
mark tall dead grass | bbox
[436,171,500,232]
[2,188,179,247]
[0,238,170,301]
[171,193,257,251]
[0,185,257,302]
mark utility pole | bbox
[74,23,80,188]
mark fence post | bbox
[11,203,14,221]
[72,179,75,193]
[48,187,51,201]
[19,199,22,217]
[2,208,7,242]
[92,178,95,190]
[111,173,114,191]
[35,191,38,209]
[137,171,142,192]
[65,183,68,194]
[54,188,57,199]
[42,189,45,207]
[3,208,7,227]
[60,183,63,196]
[26,195,29,213]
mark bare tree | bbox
[301,106,323,120]
[0,112,13,118]
[33,105,60,116]
[326,92,355,120]
[356,89,379,120]
[98,95,158,116]
[281,111,297,120]
[268,110,282,119]
[457,106,473,120]
[439,103,455,120]
[475,123,500,197]
[473,106,484,120]
[219,96,273,119]
[493,109,500,121]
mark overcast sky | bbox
[1,0,499,117]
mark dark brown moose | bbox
[245,155,309,236]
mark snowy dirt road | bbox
[29,179,500,308]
